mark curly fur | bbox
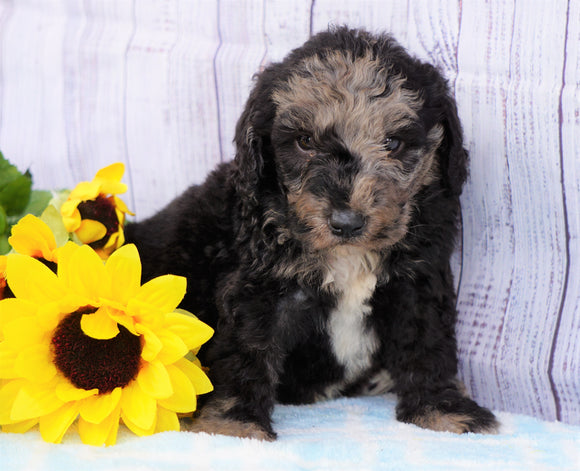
[125,27,498,439]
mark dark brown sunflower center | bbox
[51,307,142,394]
[77,195,119,249]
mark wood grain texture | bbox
[0,0,578,424]
[455,0,572,422]
[452,0,517,413]
[552,0,580,423]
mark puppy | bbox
[125,27,498,440]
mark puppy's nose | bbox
[329,209,366,237]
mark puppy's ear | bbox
[437,92,468,197]
[233,103,264,215]
[232,69,278,216]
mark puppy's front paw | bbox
[401,406,499,434]
[397,393,499,434]
[185,415,276,441]
[183,398,277,441]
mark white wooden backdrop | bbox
[0,0,578,425]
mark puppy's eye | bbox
[384,137,402,153]
[296,135,314,151]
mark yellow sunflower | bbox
[60,163,134,259]
[0,243,213,445]
[8,212,62,262]
[0,213,65,300]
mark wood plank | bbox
[552,0,580,425]
[124,0,183,217]
[311,0,410,38]
[261,0,311,63]
[61,0,136,208]
[0,1,73,189]
[455,0,569,421]
[157,0,221,206]
[213,0,268,166]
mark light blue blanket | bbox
[2,395,579,470]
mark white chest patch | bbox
[324,248,380,382]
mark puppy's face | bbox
[270,51,444,252]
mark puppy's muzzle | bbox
[328,209,366,238]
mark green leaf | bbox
[0,234,10,255]
[41,205,70,246]
[0,174,32,216]
[0,205,6,235]
[0,152,25,190]
[24,189,52,217]
[47,189,71,213]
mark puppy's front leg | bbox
[188,293,284,441]
[376,275,499,434]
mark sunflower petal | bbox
[104,408,121,446]
[78,402,121,446]
[105,244,141,304]
[15,344,57,383]
[165,312,214,350]
[98,181,127,196]
[134,275,186,315]
[0,346,18,378]
[99,179,128,195]
[0,298,36,335]
[112,228,125,249]
[95,162,124,182]
[108,309,138,336]
[55,378,98,402]
[94,163,127,194]
[36,302,66,333]
[2,418,38,434]
[76,219,107,245]
[137,361,173,399]
[81,308,119,340]
[55,241,80,281]
[39,402,79,444]
[138,324,163,362]
[120,381,157,431]
[68,180,101,201]
[79,387,122,424]
[60,200,82,231]
[3,317,47,349]
[156,329,189,365]
[156,407,180,433]
[114,195,133,215]
[0,379,26,424]
[8,214,57,260]
[175,358,213,396]
[65,244,111,301]
[159,364,197,413]
[6,254,66,304]
[122,410,156,437]
[11,380,64,422]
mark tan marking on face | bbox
[287,191,335,251]
[273,51,444,252]
[272,50,422,160]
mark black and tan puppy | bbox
[126,27,498,439]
